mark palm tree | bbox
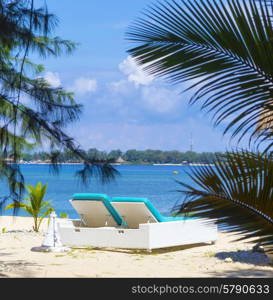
[127,0,273,251]
[127,0,273,148]
[173,151,273,252]
[5,182,54,232]
[0,0,118,207]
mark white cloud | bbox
[141,86,181,114]
[118,56,154,86]
[108,79,134,95]
[104,57,187,117]
[73,77,97,94]
[44,72,61,88]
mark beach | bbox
[0,216,273,278]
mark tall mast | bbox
[190,132,193,152]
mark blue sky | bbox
[33,0,249,153]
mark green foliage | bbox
[5,182,54,232]
[174,151,273,252]
[127,0,273,151]
[107,149,123,160]
[122,149,220,164]
[127,0,273,252]
[0,0,118,208]
[21,148,222,164]
[59,212,68,218]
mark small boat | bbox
[172,170,179,174]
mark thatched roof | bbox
[115,157,126,163]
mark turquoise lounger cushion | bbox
[111,197,188,222]
[72,193,127,226]
[72,193,108,201]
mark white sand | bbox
[0,216,273,278]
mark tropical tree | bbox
[127,0,273,252]
[0,0,118,208]
[173,151,273,252]
[127,0,273,148]
[108,149,123,161]
[5,182,53,232]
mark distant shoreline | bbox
[152,163,215,166]
[13,162,215,167]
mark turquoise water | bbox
[0,164,195,219]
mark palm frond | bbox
[127,0,273,150]
[174,150,273,252]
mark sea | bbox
[0,164,197,219]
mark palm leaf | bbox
[127,0,273,150]
[5,202,27,210]
[173,150,273,252]
[5,181,53,231]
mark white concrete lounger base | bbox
[58,218,217,251]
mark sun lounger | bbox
[110,197,187,228]
[70,193,126,227]
[58,194,217,251]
